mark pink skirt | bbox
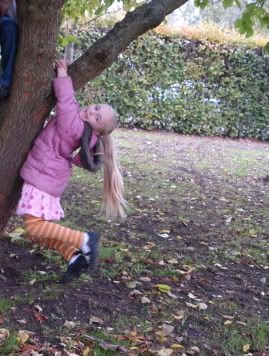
[16,183,64,221]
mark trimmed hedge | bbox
[76,26,269,139]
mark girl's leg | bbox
[23,215,84,261]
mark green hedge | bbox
[76,26,269,139]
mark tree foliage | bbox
[194,0,269,38]
[63,0,141,20]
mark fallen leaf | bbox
[126,281,138,289]
[173,310,185,320]
[224,320,233,326]
[9,228,24,241]
[170,343,183,350]
[190,346,201,353]
[156,284,171,293]
[188,293,202,301]
[143,242,156,250]
[222,315,234,320]
[197,302,207,310]
[150,303,159,313]
[17,319,27,325]
[0,315,4,325]
[158,260,165,266]
[83,347,92,356]
[33,311,48,323]
[160,229,170,234]
[89,316,104,325]
[161,324,174,336]
[167,291,177,299]
[17,330,30,345]
[214,263,228,270]
[168,259,178,265]
[225,216,232,224]
[249,229,257,237]
[139,276,151,282]
[260,277,266,284]
[175,235,182,240]
[158,233,169,239]
[0,328,9,343]
[242,344,250,353]
[157,348,174,355]
[141,296,151,304]
[186,302,198,309]
[34,304,43,312]
[64,320,77,328]
[128,289,143,298]
[236,321,247,326]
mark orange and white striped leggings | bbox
[23,215,84,261]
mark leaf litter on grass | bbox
[1,129,269,355]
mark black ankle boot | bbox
[60,254,89,284]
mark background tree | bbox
[0,0,268,233]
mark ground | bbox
[0,129,268,356]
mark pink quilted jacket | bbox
[20,76,97,197]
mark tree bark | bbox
[0,0,187,233]
[0,0,63,231]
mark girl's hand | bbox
[55,59,68,77]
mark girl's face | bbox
[80,104,112,135]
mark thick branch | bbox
[70,0,188,90]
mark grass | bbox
[80,329,131,355]
[253,322,269,349]
[221,320,269,354]
[20,270,59,284]
[4,128,269,354]
[222,328,251,354]
[0,334,19,355]
[0,298,14,314]
[41,285,62,300]
[99,245,126,279]
[13,293,34,306]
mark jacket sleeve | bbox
[53,76,82,140]
[0,0,12,16]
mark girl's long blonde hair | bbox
[100,134,127,219]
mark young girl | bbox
[16,59,126,284]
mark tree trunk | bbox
[0,0,187,233]
[0,0,63,231]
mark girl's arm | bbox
[53,60,81,139]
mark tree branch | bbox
[5,0,187,132]
[69,0,188,90]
